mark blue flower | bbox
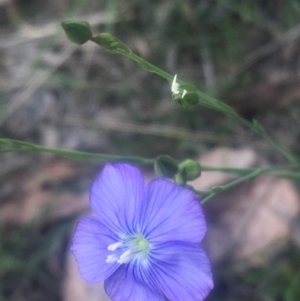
[71,163,213,301]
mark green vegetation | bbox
[1,0,300,300]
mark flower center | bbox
[106,234,150,265]
[137,237,149,251]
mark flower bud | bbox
[178,159,201,181]
[154,155,178,178]
[172,82,199,109]
[173,92,199,109]
[61,20,92,45]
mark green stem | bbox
[197,165,300,202]
[199,169,264,204]
[0,138,154,165]
[2,137,300,205]
[201,164,300,176]
[90,35,299,164]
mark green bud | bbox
[173,92,199,109]
[154,155,178,178]
[92,33,131,54]
[172,83,199,109]
[61,20,92,45]
[178,159,201,181]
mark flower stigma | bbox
[107,241,123,251]
[105,254,118,263]
[117,250,132,264]
[106,234,150,265]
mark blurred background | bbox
[0,0,300,300]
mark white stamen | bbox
[106,254,118,263]
[107,242,123,251]
[171,74,180,94]
[117,250,132,264]
[182,89,187,98]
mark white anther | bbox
[106,254,118,263]
[107,242,123,251]
[182,89,187,98]
[117,250,132,264]
[171,74,180,94]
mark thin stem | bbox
[199,169,264,204]
[200,164,300,175]
[1,137,300,206]
[90,35,299,164]
[0,138,154,165]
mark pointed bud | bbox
[61,20,92,45]
[178,159,201,181]
[154,155,178,178]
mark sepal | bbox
[154,155,178,178]
[92,33,131,54]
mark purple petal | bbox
[104,263,164,301]
[149,241,213,301]
[90,164,145,234]
[140,179,206,243]
[71,216,119,283]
